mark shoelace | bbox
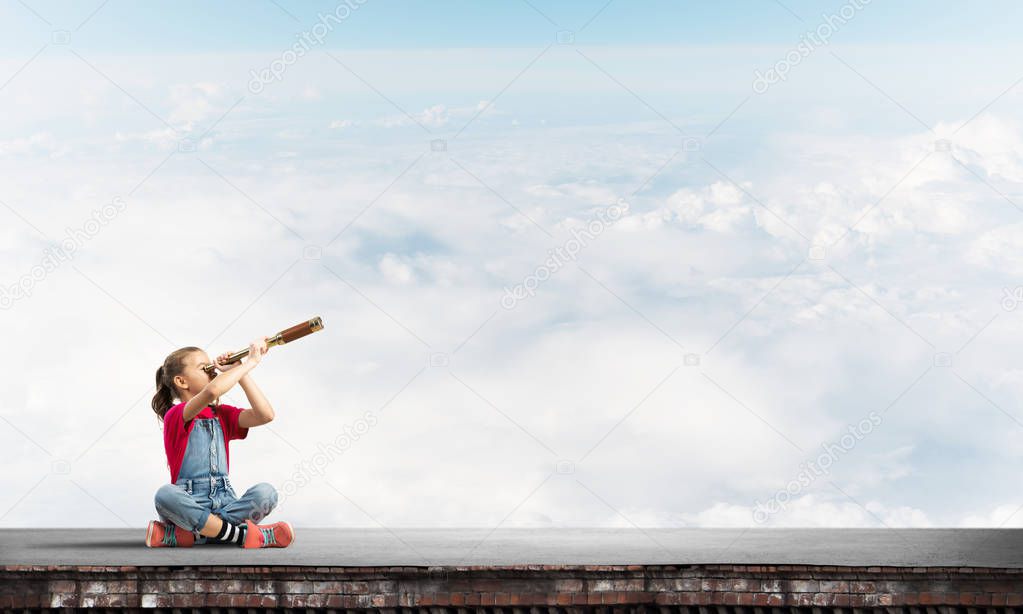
[161,525,177,547]
[260,526,276,546]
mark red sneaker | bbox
[145,520,195,548]
[243,518,295,548]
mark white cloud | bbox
[959,502,1023,527]
[167,81,227,125]
[375,100,498,129]
[0,132,70,158]
[3,46,1023,531]
[378,253,415,284]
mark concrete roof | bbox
[2,528,1021,568]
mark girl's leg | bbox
[198,513,224,537]
[154,484,235,539]
[217,482,279,525]
[154,484,211,534]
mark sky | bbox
[3,1,1023,543]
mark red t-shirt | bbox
[162,402,249,483]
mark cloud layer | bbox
[2,39,1023,532]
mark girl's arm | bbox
[238,373,274,428]
[183,361,256,422]
[183,340,264,423]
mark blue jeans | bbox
[154,416,277,543]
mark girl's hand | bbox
[243,338,268,366]
[214,351,244,372]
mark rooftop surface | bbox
[2,528,1021,568]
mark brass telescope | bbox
[202,316,324,376]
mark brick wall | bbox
[2,563,1023,611]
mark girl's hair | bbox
[152,346,204,421]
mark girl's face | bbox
[173,350,215,397]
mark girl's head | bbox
[152,346,215,420]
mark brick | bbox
[344,580,370,593]
[101,594,139,608]
[663,578,702,591]
[313,580,344,593]
[723,578,753,591]
[591,579,614,591]
[556,579,584,592]
[369,580,397,592]
[170,593,201,608]
[49,593,76,608]
[618,579,645,591]
[11,558,1023,614]
[167,579,194,593]
[787,580,819,592]
[470,579,505,592]
[107,580,137,593]
[282,580,313,593]
[48,580,76,593]
[761,579,783,592]
[819,580,849,592]
[279,594,299,608]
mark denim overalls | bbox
[154,412,277,543]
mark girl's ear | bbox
[173,374,187,390]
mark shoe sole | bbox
[282,521,295,547]
[145,521,158,548]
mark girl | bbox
[147,338,294,548]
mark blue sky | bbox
[2,1,1023,534]
[3,0,1023,51]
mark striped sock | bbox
[209,520,246,546]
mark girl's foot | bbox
[145,520,195,548]
[242,518,295,548]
